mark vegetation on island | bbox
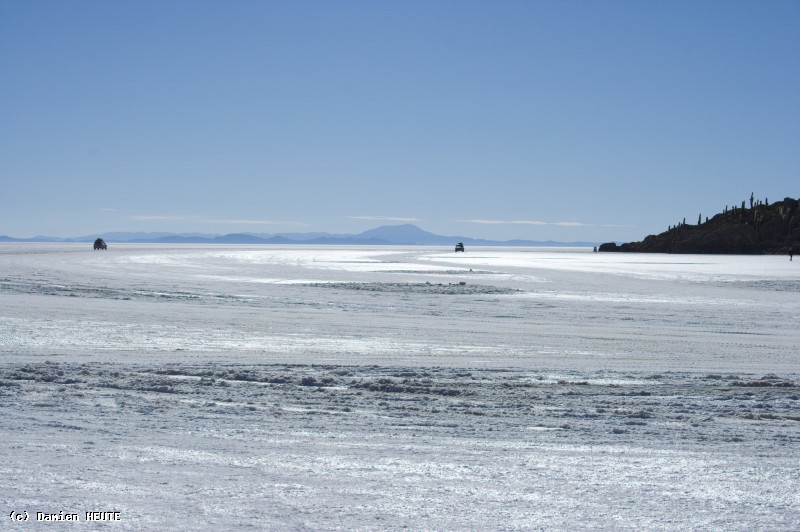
[600,195,799,254]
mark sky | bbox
[1,0,798,242]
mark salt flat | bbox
[1,244,798,530]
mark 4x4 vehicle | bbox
[454,242,465,252]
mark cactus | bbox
[750,192,754,209]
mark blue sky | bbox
[1,1,798,242]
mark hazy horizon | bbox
[0,222,605,244]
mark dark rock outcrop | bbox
[601,196,800,255]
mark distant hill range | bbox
[0,224,597,248]
[600,196,799,254]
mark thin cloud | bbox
[465,219,589,227]
[207,219,309,226]
[130,215,308,226]
[130,215,195,221]
[464,219,633,228]
[349,215,421,222]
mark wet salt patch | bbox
[113,254,192,266]
[202,249,413,270]
[112,248,418,275]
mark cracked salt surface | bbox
[1,244,798,530]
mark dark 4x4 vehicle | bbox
[454,242,465,252]
[93,238,107,250]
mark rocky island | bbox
[600,195,799,255]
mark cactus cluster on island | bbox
[600,195,800,254]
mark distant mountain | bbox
[256,231,348,241]
[356,224,449,245]
[87,231,183,241]
[600,196,799,254]
[0,235,62,243]
[1,225,600,247]
[351,224,599,247]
